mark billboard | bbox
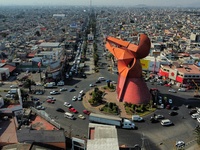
[140,59,149,70]
[148,61,160,72]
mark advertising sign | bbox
[140,59,149,70]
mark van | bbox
[132,115,144,122]
[57,81,64,86]
[161,119,173,126]
[64,112,74,120]
[79,90,84,96]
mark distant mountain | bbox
[134,4,148,7]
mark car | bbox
[178,88,186,92]
[5,94,15,99]
[50,91,60,95]
[72,96,77,101]
[89,83,96,87]
[111,81,117,84]
[186,104,193,109]
[46,99,55,103]
[35,91,43,95]
[47,96,56,101]
[69,107,78,113]
[176,141,185,148]
[78,95,82,101]
[36,105,45,110]
[83,110,91,115]
[168,89,176,93]
[155,114,165,119]
[95,80,101,84]
[166,104,171,110]
[171,106,179,110]
[189,109,197,115]
[197,117,200,123]
[169,111,178,116]
[150,117,159,123]
[31,97,39,101]
[191,113,200,119]
[56,108,65,113]
[10,85,18,88]
[78,114,86,120]
[64,102,72,108]
[69,88,76,92]
[161,119,173,126]
[164,84,171,87]
[60,88,67,92]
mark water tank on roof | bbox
[197,62,200,67]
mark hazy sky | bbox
[1,0,200,7]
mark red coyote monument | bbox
[105,34,151,104]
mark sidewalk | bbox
[82,86,132,119]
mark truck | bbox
[44,83,54,88]
[89,113,136,129]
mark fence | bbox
[31,107,61,129]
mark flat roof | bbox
[161,64,200,75]
[90,113,122,121]
[39,42,60,48]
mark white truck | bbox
[8,88,18,94]
[44,83,54,88]
[89,113,136,129]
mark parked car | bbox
[164,84,171,87]
[168,89,176,93]
[176,141,185,148]
[69,107,78,113]
[10,85,18,88]
[78,114,86,120]
[47,96,56,101]
[56,108,65,113]
[35,91,43,95]
[72,96,77,101]
[161,119,173,126]
[89,83,96,87]
[178,88,186,92]
[50,91,60,95]
[31,97,39,101]
[189,109,197,115]
[63,102,72,108]
[191,113,200,119]
[60,88,67,92]
[155,114,165,119]
[78,95,82,101]
[83,110,91,115]
[46,99,55,103]
[150,117,159,123]
[171,106,179,110]
[69,88,76,92]
[36,105,45,110]
[169,111,178,116]
[95,80,101,84]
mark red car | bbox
[69,107,78,113]
[83,109,91,115]
[46,99,54,103]
[164,84,171,87]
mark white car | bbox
[78,114,86,120]
[60,88,67,92]
[178,88,186,92]
[168,99,173,104]
[10,85,18,88]
[63,102,72,108]
[36,105,45,110]
[89,83,96,87]
[50,91,60,95]
[197,117,200,123]
[191,113,200,119]
[78,95,82,101]
[72,96,77,101]
[168,89,176,93]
